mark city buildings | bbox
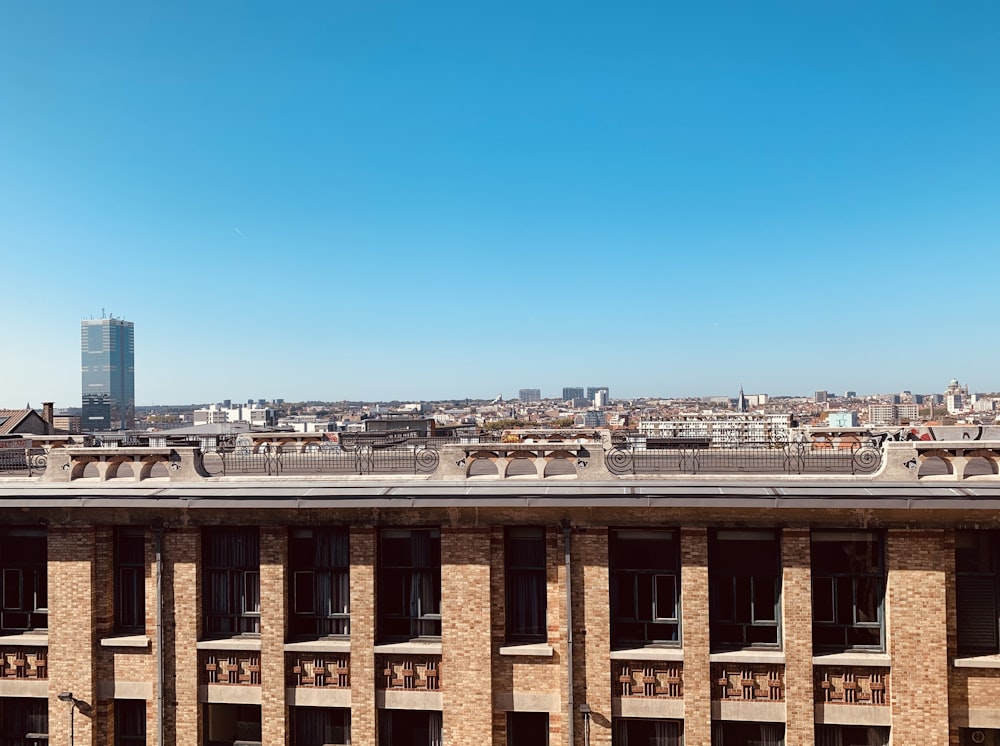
[561,388,585,402]
[519,389,542,403]
[0,428,998,746]
[81,317,135,431]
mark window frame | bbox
[289,527,350,640]
[956,530,1000,655]
[115,527,146,634]
[291,705,351,746]
[377,528,441,642]
[505,527,547,644]
[811,530,885,652]
[709,529,781,650]
[202,527,261,638]
[0,528,47,633]
[114,700,146,746]
[507,711,548,746]
[609,528,680,648]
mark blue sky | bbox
[2,1,998,405]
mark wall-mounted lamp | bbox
[58,691,82,746]
[579,703,591,746]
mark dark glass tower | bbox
[81,317,135,431]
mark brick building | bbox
[1,430,1000,745]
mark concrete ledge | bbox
[196,638,262,651]
[612,697,684,719]
[373,641,442,656]
[284,639,351,654]
[610,647,683,662]
[0,680,47,698]
[286,687,351,708]
[499,643,554,657]
[97,680,153,700]
[709,650,785,665]
[100,634,151,648]
[966,708,1000,729]
[713,700,785,722]
[812,652,890,667]
[376,690,443,711]
[0,634,48,647]
[200,684,262,705]
[493,692,561,713]
[815,703,892,726]
[954,655,1000,669]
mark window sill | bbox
[954,655,1000,669]
[373,641,442,656]
[812,652,890,667]
[0,633,48,647]
[499,643,554,657]
[196,637,262,651]
[610,647,683,662]
[709,650,785,665]
[100,634,150,648]
[284,639,351,654]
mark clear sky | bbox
[2,1,998,405]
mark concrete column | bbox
[261,528,288,745]
[887,529,950,744]
[48,526,98,746]
[781,528,814,746]
[681,527,711,746]
[350,527,376,746]
[164,528,201,746]
[441,527,492,744]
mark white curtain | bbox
[428,711,442,746]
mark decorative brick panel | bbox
[377,655,441,691]
[814,667,888,705]
[288,654,350,688]
[0,648,46,679]
[712,664,784,701]
[201,651,262,685]
[615,661,683,698]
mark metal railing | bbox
[0,448,48,477]
[605,436,883,476]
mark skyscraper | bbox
[81,316,135,431]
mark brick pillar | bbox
[48,526,98,746]
[577,529,611,746]
[261,527,288,745]
[681,527,711,746]
[442,527,492,744]
[489,527,507,746]
[550,525,569,746]
[94,527,114,746]
[350,527,376,746]
[164,528,200,746]
[887,529,950,744]
[781,528,814,746]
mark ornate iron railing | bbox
[605,437,883,476]
[0,448,48,477]
[202,436,442,476]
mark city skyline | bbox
[3,2,999,404]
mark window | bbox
[507,712,547,746]
[378,710,441,746]
[811,531,885,651]
[506,527,547,643]
[115,528,145,633]
[205,704,261,746]
[710,529,780,649]
[203,528,260,637]
[815,725,889,746]
[610,529,679,647]
[291,707,350,746]
[0,528,47,632]
[378,529,441,641]
[289,527,350,639]
[613,718,681,745]
[712,721,784,745]
[115,700,145,746]
[956,530,1000,654]
[0,698,47,746]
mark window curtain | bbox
[614,718,628,746]
[428,711,442,746]
[759,722,784,746]
[410,532,436,636]
[654,720,679,746]
[378,710,392,746]
[867,727,889,746]
[815,726,842,746]
[511,571,544,637]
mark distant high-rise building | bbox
[562,387,585,401]
[587,386,609,401]
[593,390,608,408]
[81,316,135,431]
[519,389,541,403]
[844,391,857,399]
[736,386,749,413]
[814,391,829,404]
